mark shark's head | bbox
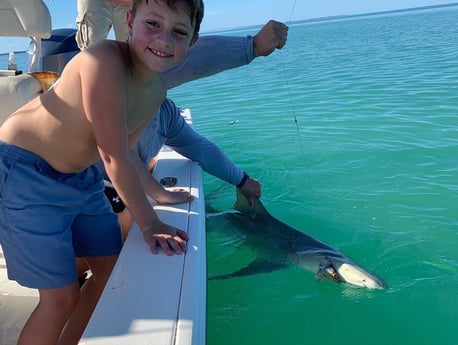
[233,188,388,290]
[319,259,387,289]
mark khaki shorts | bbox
[76,0,130,49]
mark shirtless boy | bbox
[0,0,204,344]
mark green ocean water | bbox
[168,6,458,345]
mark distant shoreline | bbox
[203,2,458,34]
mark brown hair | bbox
[131,0,204,38]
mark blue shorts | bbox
[0,142,123,289]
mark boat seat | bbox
[0,71,60,124]
[0,0,53,124]
[0,0,51,38]
[0,73,41,123]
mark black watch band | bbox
[236,172,250,188]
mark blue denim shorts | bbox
[0,142,122,289]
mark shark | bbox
[209,189,387,289]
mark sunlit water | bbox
[1,5,457,345]
[169,6,458,345]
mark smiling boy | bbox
[0,0,204,344]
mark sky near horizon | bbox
[1,0,457,53]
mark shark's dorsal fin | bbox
[234,188,270,217]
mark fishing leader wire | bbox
[278,0,320,216]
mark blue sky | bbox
[46,0,458,32]
[1,0,457,53]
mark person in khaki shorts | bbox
[76,0,131,50]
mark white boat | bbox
[0,1,207,344]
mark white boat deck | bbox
[0,109,207,345]
[80,108,207,345]
[0,251,39,344]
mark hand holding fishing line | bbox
[253,20,289,56]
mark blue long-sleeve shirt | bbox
[135,98,244,185]
[162,35,255,89]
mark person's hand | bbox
[240,177,262,208]
[142,220,189,256]
[253,20,289,57]
[154,188,194,205]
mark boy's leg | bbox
[75,188,133,282]
[60,166,123,344]
[58,254,119,345]
[76,257,90,280]
[18,283,80,345]
[118,208,134,240]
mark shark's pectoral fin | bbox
[208,259,288,280]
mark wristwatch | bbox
[236,172,250,188]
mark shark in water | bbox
[209,189,387,290]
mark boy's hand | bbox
[254,20,289,57]
[142,221,189,255]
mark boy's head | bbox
[131,0,204,39]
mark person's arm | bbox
[159,100,262,204]
[130,149,193,204]
[152,100,242,184]
[130,150,168,197]
[80,45,186,255]
[168,120,261,206]
[161,35,254,90]
[134,99,261,207]
[162,20,288,89]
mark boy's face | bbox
[127,0,198,73]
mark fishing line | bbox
[278,0,320,216]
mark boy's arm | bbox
[103,126,188,256]
[80,45,186,255]
[162,20,288,89]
